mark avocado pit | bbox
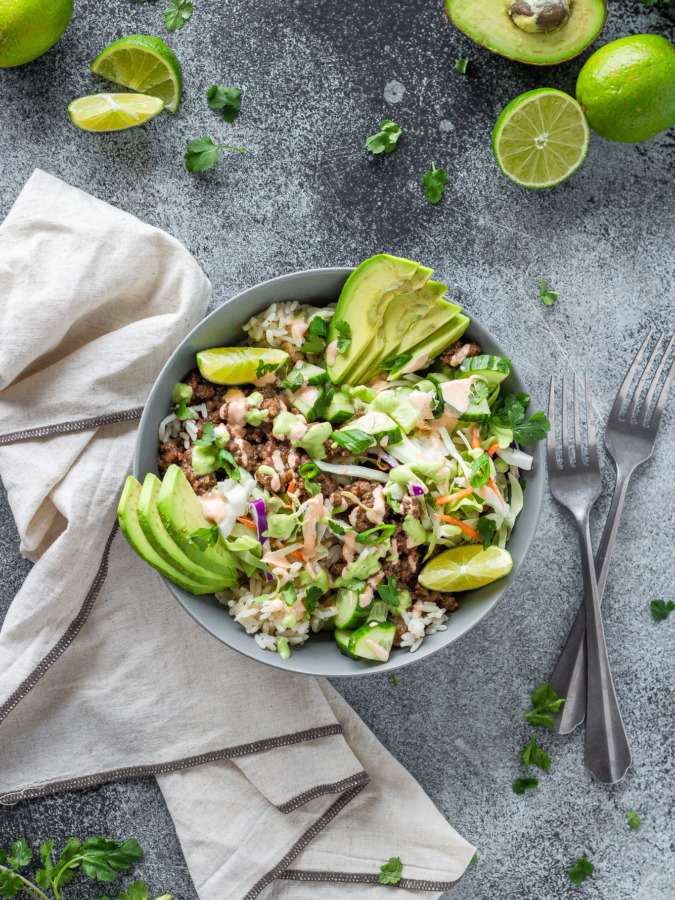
[508,0,570,34]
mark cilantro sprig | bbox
[650,599,675,621]
[378,856,402,884]
[189,524,219,551]
[334,320,352,354]
[521,682,565,728]
[365,121,402,155]
[627,810,641,830]
[164,0,192,31]
[184,136,244,173]
[206,85,242,122]
[491,392,550,447]
[540,277,559,307]
[475,516,496,550]
[569,856,593,884]
[512,776,538,795]
[423,163,449,204]
[521,734,551,771]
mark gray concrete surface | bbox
[1,0,674,897]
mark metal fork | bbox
[547,374,631,784]
[550,334,675,735]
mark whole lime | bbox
[0,0,73,67]
[576,34,675,143]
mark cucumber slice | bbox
[370,600,388,622]
[334,588,373,629]
[283,362,329,389]
[325,388,355,425]
[334,628,357,658]
[460,398,491,423]
[349,620,396,663]
[456,355,511,386]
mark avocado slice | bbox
[445,0,606,66]
[137,474,226,589]
[117,476,219,595]
[327,254,432,384]
[349,280,462,385]
[387,313,470,380]
[157,465,238,584]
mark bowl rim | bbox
[134,266,544,677]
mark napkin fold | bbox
[0,171,475,899]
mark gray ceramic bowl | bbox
[134,267,544,677]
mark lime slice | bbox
[419,545,513,592]
[68,93,164,132]
[196,348,289,385]
[492,89,589,189]
[91,35,182,113]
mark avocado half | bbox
[445,0,607,66]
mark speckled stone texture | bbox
[1,0,674,897]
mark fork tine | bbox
[586,373,599,470]
[573,376,583,467]
[562,375,571,469]
[609,330,652,420]
[625,333,664,422]
[640,334,675,428]
[647,341,675,434]
[547,376,558,471]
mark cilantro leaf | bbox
[309,316,328,338]
[512,776,538,794]
[522,682,565,727]
[80,839,143,883]
[423,162,449,204]
[365,120,402,155]
[378,856,402,884]
[627,810,641,830]
[0,871,24,898]
[380,352,413,372]
[174,399,194,420]
[455,58,469,73]
[650,599,675,621]
[255,359,279,378]
[195,422,216,446]
[119,881,149,900]
[304,586,323,614]
[326,518,352,536]
[470,452,491,489]
[377,576,401,607]
[331,428,374,454]
[189,525,219,551]
[469,853,477,865]
[334,319,352,354]
[475,516,496,550]
[206,85,242,122]
[355,524,396,545]
[164,0,192,31]
[540,277,559,307]
[184,136,244,173]
[569,856,593,884]
[468,380,489,404]
[7,840,32,869]
[512,411,551,446]
[218,448,241,480]
[521,734,551,771]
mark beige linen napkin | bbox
[0,170,475,899]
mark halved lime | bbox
[68,93,164,132]
[492,89,589,189]
[91,35,182,113]
[197,348,289,385]
[419,545,512,592]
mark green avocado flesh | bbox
[137,474,225,588]
[388,313,470,380]
[445,0,607,66]
[117,476,222,595]
[157,465,238,583]
[327,255,469,385]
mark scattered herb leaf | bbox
[188,525,219,551]
[366,120,402,155]
[512,777,538,795]
[475,516,497,550]
[334,320,352,354]
[380,352,413,372]
[521,734,551,771]
[195,422,216,446]
[468,380,490,405]
[205,85,241,122]
[174,400,194,420]
[303,585,323,614]
[521,682,565,728]
[255,359,279,379]
[650,599,675,621]
[540,277,559,307]
[377,576,401,607]
[423,162,449,204]
[218,448,241,481]
[455,58,469,73]
[164,0,192,31]
[470,452,491,489]
[378,856,402,885]
[184,136,244,173]
[469,853,477,865]
[627,810,641,830]
[392,674,398,686]
[569,856,593,884]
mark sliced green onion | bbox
[282,614,297,629]
[282,584,297,606]
[355,524,396,545]
[299,462,320,478]
[277,638,291,659]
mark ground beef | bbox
[328,479,390,532]
[382,524,420,588]
[399,494,425,520]
[415,586,457,611]
[185,370,217,401]
[259,385,287,419]
[391,616,408,648]
[440,340,482,368]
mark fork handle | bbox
[576,513,631,784]
[550,467,633,733]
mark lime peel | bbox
[91,34,183,113]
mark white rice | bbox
[243,300,335,355]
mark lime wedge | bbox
[91,35,182,113]
[492,89,589,189]
[419,545,513,592]
[68,93,164,132]
[196,348,289,385]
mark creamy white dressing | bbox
[326,340,339,367]
[289,420,309,443]
[233,436,248,466]
[294,385,320,408]
[214,423,228,436]
[262,549,293,569]
[290,318,309,344]
[290,597,306,620]
[270,473,281,492]
[365,486,386,524]
[449,343,472,367]
[251,370,277,387]
[271,449,285,474]
[342,529,357,564]
[198,490,228,524]
[358,570,385,606]
[402,352,429,374]
[301,494,327,560]
[366,639,389,662]
[224,389,248,436]
[409,389,433,421]
[441,378,474,414]
[412,599,425,618]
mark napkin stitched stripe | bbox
[278,870,463,891]
[0,724,348,805]
[243,780,368,900]
[0,407,145,445]
[0,521,118,727]
[277,771,370,813]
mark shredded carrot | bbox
[436,513,481,542]
[418,425,432,432]
[487,443,499,457]
[237,516,257,531]
[488,476,505,507]
[289,549,305,561]
[471,425,481,449]
[271,490,292,509]
[375,446,388,471]
[288,480,296,494]
[435,486,474,506]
